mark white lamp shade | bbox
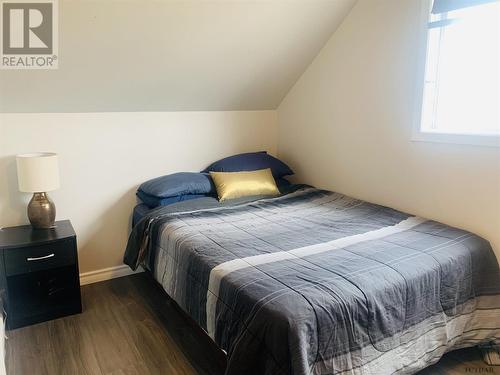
[16,153,60,192]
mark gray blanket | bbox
[124,187,500,374]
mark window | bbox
[414,0,500,146]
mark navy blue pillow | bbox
[276,177,291,188]
[136,190,211,208]
[137,172,216,199]
[201,151,293,178]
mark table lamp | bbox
[16,153,60,229]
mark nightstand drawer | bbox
[4,238,76,276]
[6,265,81,329]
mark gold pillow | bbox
[210,168,280,202]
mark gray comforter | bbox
[124,187,500,374]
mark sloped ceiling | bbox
[0,0,356,113]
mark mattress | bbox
[124,186,500,375]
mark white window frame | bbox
[412,0,500,147]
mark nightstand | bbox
[0,220,82,329]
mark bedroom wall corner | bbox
[276,0,500,259]
[0,110,278,277]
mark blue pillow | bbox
[137,172,216,199]
[276,177,291,188]
[201,151,293,178]
[136,190,210,208]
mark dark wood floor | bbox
[5,274,498,375]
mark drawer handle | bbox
[27,253,55,262]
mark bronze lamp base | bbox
[28,192,56,229]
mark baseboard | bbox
[80,264,144,286]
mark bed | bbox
[124,185,500,374]
[132,203,152,227]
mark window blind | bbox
[432,0,498,13]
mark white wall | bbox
[0,111,277,273]
[278,0,500,257]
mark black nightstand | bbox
[0,220,82,329]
